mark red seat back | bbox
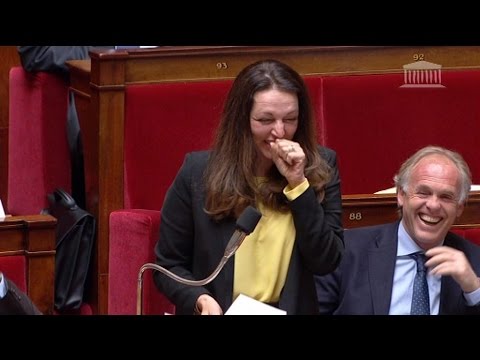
[321,71,480,194]
[7,67,71,215]
[451,228,480,246]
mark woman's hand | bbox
[270,139,306,188]
[194,294,223,315]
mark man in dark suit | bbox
[316,145,480,315]
[0,272,41,315]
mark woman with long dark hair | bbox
[154,59,344,314]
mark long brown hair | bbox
[204,59,332,221]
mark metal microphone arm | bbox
[136,230,246,315]
[136,206,261,315]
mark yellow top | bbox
[233,179,309,303]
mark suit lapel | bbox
[369,223,399,315]
[439,275,463,314]
[438,234,464,314]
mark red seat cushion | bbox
[109,209,175,315]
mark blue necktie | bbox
[410,253,430,315]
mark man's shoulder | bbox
[447,231,480,256]
[344,222,398,246]
[345,221,397,236]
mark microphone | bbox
[136,205,262,314]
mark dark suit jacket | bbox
[154,148,344,315]
[0,277,42,315]
[315,221,480,315]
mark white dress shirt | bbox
[0,272,8,299]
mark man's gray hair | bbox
[394,145,472,204]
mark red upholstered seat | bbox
[0,256,27,293]
[451,228,480,247]
[109,209,174,315]
[108,80,234,314]
[7,66,91,315]
[7,67,71,215]
[107,70,480,314]
[123,81,231,209]
[320,70,480,194]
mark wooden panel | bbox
[0,46,20,208]
[0,46,20,129]
[68,46,480,314]
[342,191,480,229]
[0,214,56,314]
[0,128,7,210]
[79,46,480,84]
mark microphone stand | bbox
[136,230,246,315]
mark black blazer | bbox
[315,221,480,315]
[0,277,41,315]
[154,147,344,314]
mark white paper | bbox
[225,294,286,315]
[0,199,5,221]
[373,186,396,195]
[114,46,158,50]
[374,184,480,195]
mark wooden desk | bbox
[0,214,56,314]
[0,46,21,207]
[342,191,480,229]
[68,46,480,314]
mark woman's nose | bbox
[271,120,285,138]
